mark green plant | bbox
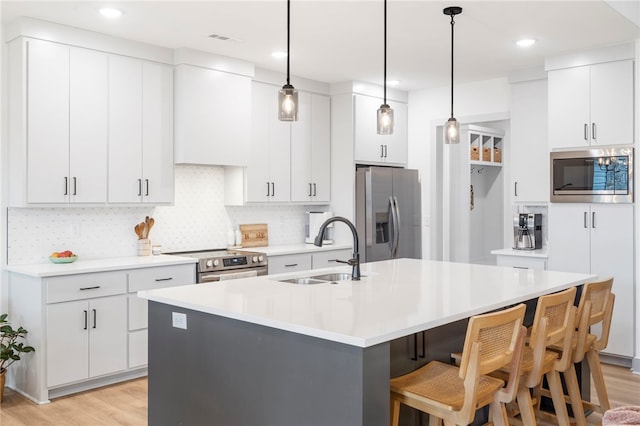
[0,313,35,373]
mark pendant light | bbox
[377,0,394,135]
[278,0,298,121]
[443,6,462,144]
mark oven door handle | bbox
[199,270,259,282]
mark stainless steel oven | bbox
[550,147,633,203]
[169,249,268,283]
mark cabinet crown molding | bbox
[545,42,635,71]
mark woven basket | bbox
[470,147,479,161]
[494,148,502,163]
[482,147,491,162]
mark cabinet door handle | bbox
[308,183,312,197]
[514,181,518,197]
[138,179,142,196]
[83,310,88,330]
[384,145,388,158]
[271,182,275,197]
[592,211,596,229]
[92,309,97,329]
[155,277,173,282]
[79,286,101,291]
[380,145,384,158]
[72,177,77,196]
[410,333,418,361]
[418,331,426,359]
[145,179,150,196]
[313,183,317,196]
[584,211,588,228]
[284,263,298,267]
[584,123,589,141]
[266,182,270,197]
[64,177,68,196]
[592,123,596,141]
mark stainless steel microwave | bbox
[550,147,633,203]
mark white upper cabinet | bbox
[25,40,108,204]
[290,92,331,203]
[510,78,549,203]
[245,81,291,203]
[108,57,174,204]
[548,60,634,149]
[174,64,251,166]
[354,94,407,166]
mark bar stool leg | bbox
[546,370,572,426]
[586,349,611,413]
[563,365,587,426]
[516,387,537,425]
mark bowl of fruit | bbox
[49,250,78,264]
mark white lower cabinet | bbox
[268,249,353,275]
[7,261,195,403]
[47,296,127,387]
[549,203,634,357]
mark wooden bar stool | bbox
[537,278,614,423]
[389,304,527,426]
[493,287,578,426]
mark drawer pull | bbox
[79,286,101,291]
[284,263,298,267]
[155,277,173,282]
[513,266,529,270]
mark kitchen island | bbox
[139,258,594,426]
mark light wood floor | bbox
[1,363,639,425]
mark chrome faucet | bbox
[314,216,361,280]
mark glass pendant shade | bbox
[278,84,298,121]
[444,117,460,144]
[377,104,394,135]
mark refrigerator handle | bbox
[391,196,401,258]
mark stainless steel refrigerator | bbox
[355,166,421,261]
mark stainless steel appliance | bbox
[550,147,633,203]
[305,211,334,244]
[513,213,542,250]
[355,166,421,261]
[170,249,268,283]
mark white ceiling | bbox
[2,1,639,91]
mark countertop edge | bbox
[490,248,548,258]
[4,255,197,277]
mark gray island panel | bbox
[148,301,390,426]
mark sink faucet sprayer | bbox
[314,216,361,280]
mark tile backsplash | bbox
[7,165,314,265]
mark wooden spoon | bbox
[144,216,150,239]
[134,223,141,239]
[147,217,155,237]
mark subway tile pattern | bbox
[8,165,313,265]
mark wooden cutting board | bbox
[239,224,269,247]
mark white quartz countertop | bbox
[4,254,197,277]
[237,243,352,256]
[491,248,548,258]
[139,258,594,348]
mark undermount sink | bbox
[310,272,354,282]
[278,272,364,285]
[279,277,327,285]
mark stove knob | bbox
[206,260,213,268]
[258,255,264,262]
[213,259,220,267]
[252,256,258,263]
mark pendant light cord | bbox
[449,12,455,118]
[287,0,291,86]
[383,0,387,104]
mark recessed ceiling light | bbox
[99,8,123,18]
[387,80,400,86]
[516,39,536,48]
[272,51,287,59]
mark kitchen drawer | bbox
[496,255,547,271]
[128,329,148,369]
[46,271,127,304]
[312,249,352,269]
[128,264,195,292]
[268,254,312,275]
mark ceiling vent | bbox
[208,34,241,43]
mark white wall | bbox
[408,77,511,260]
[6,165,311,265]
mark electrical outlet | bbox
[172,312,187,329]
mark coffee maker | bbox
[305,212,334,244]
[513,213,542,250]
